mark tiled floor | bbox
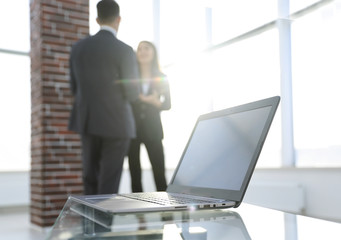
[0,206,48,240]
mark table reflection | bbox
[47,199,251,239]
[46,198,341,240]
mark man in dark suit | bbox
[68,0,139,195]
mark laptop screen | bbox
[171,105,272,192]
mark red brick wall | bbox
[30,0,89,227]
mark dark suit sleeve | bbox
[120,47,140,102]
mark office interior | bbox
[0,0,341,238]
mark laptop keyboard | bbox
[120,192,218,206]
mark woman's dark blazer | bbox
[131,75,171,141]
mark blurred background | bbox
[0,0,340,230]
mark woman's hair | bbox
[138,41,162,76]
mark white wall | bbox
[0,172,30,206]
[244,168,341,223]
[1,168,341,223]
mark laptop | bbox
[70,96,280,214]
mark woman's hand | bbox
[139,92,162,109]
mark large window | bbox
[0,2,30,52]
[291,1,341,167]
[163,29,282,168]
[1,0,340,171]
[0,1,30,171]
[89,0,341,169]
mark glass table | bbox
[46,196,341,239]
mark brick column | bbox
[30,0,89,227]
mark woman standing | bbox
[128,41,171,192]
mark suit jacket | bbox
[68,30,139,138]
[131,75,171,141]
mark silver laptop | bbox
[71,96,280,213]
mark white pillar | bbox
[284,213,298,240]
[278,0,296,167]
[153,0,161,52]
[278,1,297,239]
[205,7,214,112]
[205,7,212,47]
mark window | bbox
[0,1,30,52]
[161,0,341,168]
[61,0,341,169]
[2,0,339,171]
[0,1,30,171]
[291,1,341,167]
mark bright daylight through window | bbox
[0,0,341,171]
